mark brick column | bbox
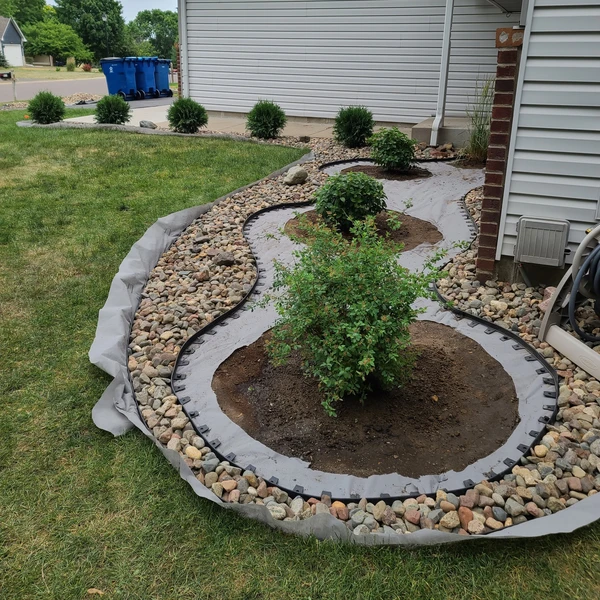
[475,27,524,280]
[176,43,182,98]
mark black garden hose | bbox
[568,243,600,342]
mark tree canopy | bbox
[55,0,127,60]
[126,9,178,59]
[0,0,45,26]
[23,20,92,62]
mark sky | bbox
[47,1,178,23]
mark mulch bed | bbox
[284,210,442,252]
[212,321,520,479]
[341,164,432,180]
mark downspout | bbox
[430,0,455,147]
[178,0,190,98]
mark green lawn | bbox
[11,66,104,81]
[0,110,599,600]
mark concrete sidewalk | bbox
[65,104,412,138]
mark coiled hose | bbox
[568,238,600,342]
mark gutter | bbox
[178,0,190,98]
[430,0,455,147]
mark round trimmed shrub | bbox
[95,94,132,125]
[314,172,386,232]
[333,106,374,148]
[167,97,208,134]
[268,218,434,416]
[28,91,66,124]
[369,127,417,172]
[246,100,287,139]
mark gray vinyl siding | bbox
[183,0,520,123]
[498,0,600,259]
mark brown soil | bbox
[340,164,432,180]
[212,321,519,478]
[284,210,442,252]
[452,158,486,169]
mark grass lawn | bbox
[0,110,599,600]
[10,66,104,81]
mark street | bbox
[0,77,108,102]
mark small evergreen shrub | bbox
[315,172,386,232]
[333,106,374,148]
[267,218,436,416]
[95,94,132,125]
[246,100,287,139]
[81,63,92,72]
[167,97,208,133]
[66,62,75,72]
[0,52,9,68]
[369,127,417,172]
[28,91,66,124]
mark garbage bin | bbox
[128,57,159,99]
[100,57,136,99]
[154,59,173,97]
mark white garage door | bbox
[3,44,24,67]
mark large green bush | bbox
[369,127,417,172]
[95,94,132,125]
[246,100,287,139]
[0,51,8,68]
[267,218,436,416]
[314,172,386,232]
[27,91,66,124]
[333,106,374,148]
[167,97,208,134]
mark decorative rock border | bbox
[92,137,600,542]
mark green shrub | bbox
[466,76,495,162]
[66,62,75,72]
[333,106,374,148]
[246,100,287,139]
[27,91,66,124]
[267,218,436,416]
[0,52,9,68]
[95,94,132,125]
[314,172,386,232]
[55,67,61,72]
[167,97,208,134]
[369,127,417,172]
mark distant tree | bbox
[0,1,16,19]
[13,0,45,25]
[23,20,93,62]
[128,9,178,59]
[55,0,127,60]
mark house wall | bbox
[182,0,520,123]
[497,0,600,261]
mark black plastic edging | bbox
[317,155,458,171]
[168,198,560,507]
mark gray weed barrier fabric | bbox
[90,158,600,545]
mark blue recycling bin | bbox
[100,57,136,99]
[128,57,159,99]
[155,59,173,97]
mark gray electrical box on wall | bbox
[514,217,570,267]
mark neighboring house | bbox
[178,0,523,140]
[0,16,26,67]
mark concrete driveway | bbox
[0,77,108,102]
